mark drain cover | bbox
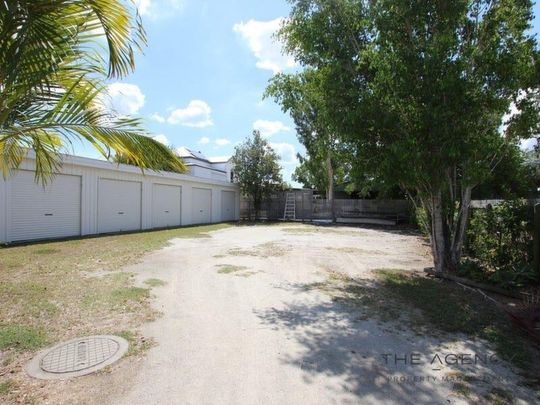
[26,335,128,380]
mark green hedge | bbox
[463,200,536,290]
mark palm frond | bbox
[0,1,183,183]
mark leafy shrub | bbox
[414,206,430,237]
[465,200,536,289]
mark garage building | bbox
[0,153,239,243]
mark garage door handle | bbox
[118,212,124,215]
[44,213,53,216]
[199,210,203,212]
[164,210,169,213]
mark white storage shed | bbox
[0,153,240,243]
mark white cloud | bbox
[135,0,184,18]
[198,136,210,144]
[152,134,170,146]
[105,83,145,116]
[233,18,296,74]
[253,120,291,137]
[150,113,165,123]
[215,138,231,146]
[521,138,537,151]
[208,156,231,162]
[167,100,213,127]
[270,142,298,165]
[135,0,151,15]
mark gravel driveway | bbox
[95,224,531,404]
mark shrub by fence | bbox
[463,200,536,290]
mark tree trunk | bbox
[326,154,335,222]
[425,186,473,274]
[430,191,447,273]
[253,197,261,221]
[449,186,472,269]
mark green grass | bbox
[0,380,15,396]
[0,223,233,354]
[452,381,472,398]
[110,287,149,303]
[144,278,167,287]
[115,330,155,357]
[484,387,513,404]
[311,269,535,372]
[33,248,60,255]
[0,325,47,350]
[216,264,248,274]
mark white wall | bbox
[0,154,240,243]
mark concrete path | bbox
[109,224,531,405]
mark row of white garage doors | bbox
[8,171,237,242]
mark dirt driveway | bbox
[92,224,533,404]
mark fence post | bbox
[535,204,540,277]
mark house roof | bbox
[176,147,209,162]
[176,147,231,164]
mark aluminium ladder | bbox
[283,192,296,220]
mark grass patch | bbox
[281,226,365,236]
[484,387,513,404]
[216,264,248,274]
[452,381,472,398]
[227,242,288,258]
[144,278,167,287]
[0,380,15,396]
[0,223,235,403]
[0,325,47,350]
[33,248,60,255]
[325,246,381,255]
[110,287,149,303]
[310,269,536,373]
[236,271,259,278]
[0,223,233,403]
[115,330,155,357]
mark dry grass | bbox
[216,264,248,274]
[324,246,382,255]
[308,269,537,374]
[227,242,289,258]
[281,226,366,236]
[0,223,232,403]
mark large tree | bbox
[232,130,283,220]
[0,0,185,182]
[280,0,539,273]
[266,69,350,220]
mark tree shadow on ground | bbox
[254,272,539,404]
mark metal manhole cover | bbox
[26,335,128,380]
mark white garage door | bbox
[10,170,81,242]
[191,188,212,224]
[221,191,236,222]
[152,184,182,228]
[98,179,141,233]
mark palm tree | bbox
[0,0,186,182]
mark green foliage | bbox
[0,325,47,350]
[414,207,430,237]
[0,0,185,182]
[464,201,536,289]
[279,0,539,272]
[232,131,283,219]
[266,69,358,200]
[472,145,536,199]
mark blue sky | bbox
[77,0,540,185]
